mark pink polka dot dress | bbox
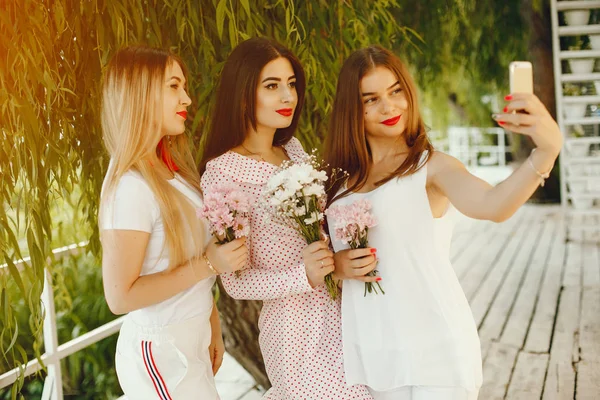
[201,137,373,400]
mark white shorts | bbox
[115,311,219,400]
[368,386,479,400]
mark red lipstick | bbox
[381,115,401,126]
[176,111,187,120]
[276,108,293,117]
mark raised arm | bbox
[430,93,563,222]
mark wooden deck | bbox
[215,204,600,399]
[452,205,600,400]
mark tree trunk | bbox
[216,280,270,390]
[519,0,561,202]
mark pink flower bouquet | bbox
[326,199,384,296]
[197,184,251,244]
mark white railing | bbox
[431,126,513,185]
[446,126,509,167]
[0,242,125,400]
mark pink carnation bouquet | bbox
[325,199,384,296]
[197,184,251,245]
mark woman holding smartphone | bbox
[325,46,562,400]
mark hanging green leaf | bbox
[216,0,227,40]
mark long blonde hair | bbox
[100,45,204,269]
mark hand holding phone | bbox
[508,61,533,116]
[492,61,562,158]
[509,61,533,95]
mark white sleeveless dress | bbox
[328,157,482,398]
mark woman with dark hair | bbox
[325,46,563,400]
[200,37,372,399]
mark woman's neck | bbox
[367,135,410,164]
[242,125,277,153]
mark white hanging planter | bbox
[564,10,590,26]
[594,80,600,95]
[568,181,587,194]
[567,141,591,157]
[568,164,587,176]
[590,35,600,50]
[568,59,595,74]
[588,179,600,192]
[563,104,587,119]
[571,197,594,210]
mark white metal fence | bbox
[0,242,125,400]
[446,126,509,167]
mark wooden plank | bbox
[563,242,582,287]
[576,360,600,400]
[525,217,567,353]
[581,242,600,287]
[459,210,527,300]
[451,221,484,264]
[579,286,600,360]
[576,286,600,399]
[506,351,549,399]
[480,340,494,364]
[542,286,581,400]
[469,209,534,327]
[479,342,519,400]
[478,218,545,344]
[452,219,503,278]
[567,213,584,243]
[501,217,557,348]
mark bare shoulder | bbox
[427,151,466,177]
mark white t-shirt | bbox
[101,170,215,326]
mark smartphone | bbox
[509,61,533,94]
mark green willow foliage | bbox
[0,0,411,395]
[1,0,530,397]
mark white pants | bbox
[368,386,479,400]
[115,312,219,400]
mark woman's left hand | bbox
[493,93,563,157]
[208,330,225,375]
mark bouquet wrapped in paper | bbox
[326,199,384,296]
[261,152,339,299]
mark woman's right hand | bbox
[205,236,248,274]
[333,248,378,282]
[302,240,335,287]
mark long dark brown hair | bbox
[199,37,306,175]
[325,45,434,205]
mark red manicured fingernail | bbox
[370,248,377,254]
[376,277,382,281]
[498,121,505,125]
[504,95,513,100]
[503,106,508,113]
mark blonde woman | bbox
[99,46,247,400]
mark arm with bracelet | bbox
[427,62,561,223]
